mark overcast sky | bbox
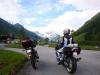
[0,0,100,34]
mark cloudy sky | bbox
[0,0,100,34]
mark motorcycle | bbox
[23,47,38,70]
[57,44,81,74]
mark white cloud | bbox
[0,0,99,36]
[22,17,36,25]
[27,10,98,35]
[45,10,97,33]
[0,0,23,23]
[59,0,100,10]
[28,0,100,35]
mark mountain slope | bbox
[14,23,40,40]
[0,18,39,40]
[0,18,14,34]
[73,12,100,45]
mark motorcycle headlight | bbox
[26,50,31,57]
[28,54,31,57]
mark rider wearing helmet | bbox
[63,29,74,47]
[55,29,81,64]
[21,37,35,49]
[21,37,39,59]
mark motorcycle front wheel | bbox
[31,55,37,70]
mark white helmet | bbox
[63,29,70,35]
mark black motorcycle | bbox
[57,44,81,74]
[23,47,38,70]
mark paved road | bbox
[0,43,7,49]
[14,46,100,75]
[3,46,100,75]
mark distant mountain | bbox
[0,18,15,35]
[35,31,61,42]
[35,31,46,38]
[73,12,100,45]
[0,18,40,40]
[14,23,24,30]
[14,23,40,40]
[44,31,61,41]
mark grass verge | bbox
[0,49,27,75]
[80,45,100,51]
[48,43,100,51]
[7,43,22,49]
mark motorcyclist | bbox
[55,29,81,64]
[21,37,39,59]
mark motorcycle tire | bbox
[31,55,37,70]
[66,57,77,74]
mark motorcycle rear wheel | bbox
[66,57,77,74]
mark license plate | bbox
[73,52,77,56]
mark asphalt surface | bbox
[0,43,7,49]
[2,46,100,75]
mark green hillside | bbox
[73,12,100,46]
[0,18,14,35]
[0,18,39,40]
